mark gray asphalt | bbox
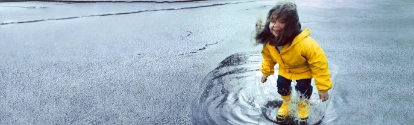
[1,0,413,124]
[311,0,414,124]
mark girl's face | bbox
[269,20,285,37]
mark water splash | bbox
[192,52,336,125]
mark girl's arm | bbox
[303,41,332,93]
[260,44,277,77]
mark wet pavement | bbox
[192,52,335,125]
[1,0,414,124]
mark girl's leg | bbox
[295,79,312,99]
[276,75,292,121]
[295,79,312,122]
[276,75,292,95]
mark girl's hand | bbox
[261,76,268,83]
[319,92,329,102]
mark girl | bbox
[255,1,332,123]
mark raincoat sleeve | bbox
[303,42,332,93]
[260,45,277,76]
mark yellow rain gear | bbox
[260,28,332,92]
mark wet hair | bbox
[255,1,301,46]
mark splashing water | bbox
[192,52,335,125]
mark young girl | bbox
[255,1,332,123]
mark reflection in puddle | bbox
[192,52,336,125]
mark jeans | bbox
[276,75,313,99]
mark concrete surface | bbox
[1,0,413,124]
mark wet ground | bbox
[192,52,335,125]
[1,0,414,124]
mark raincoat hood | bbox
[281,28,310,53]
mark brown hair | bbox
[255,1,301,46]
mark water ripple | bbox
[193,52,337,125]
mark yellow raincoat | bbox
[260,28,332,92]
